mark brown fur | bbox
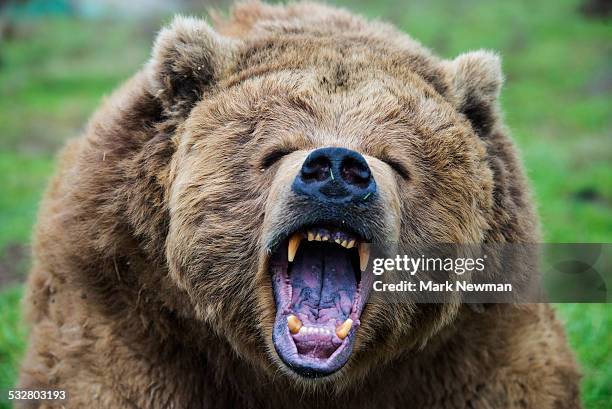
[18,2,580,408]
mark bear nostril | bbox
[340,157,371,188]
[301,156,332,182]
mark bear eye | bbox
[383,157,411,180]
[260,148,295,170]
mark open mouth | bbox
[270,225,372,377]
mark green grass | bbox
[0,153,54,249]
[0,17,152,152]
[0,286,26,409]
[555,304,612,409]
[0,0,610,407]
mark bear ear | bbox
[147,15,238,117]
[445,50,503,137]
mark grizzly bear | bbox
[18,1,581,408]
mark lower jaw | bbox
[272,314,359,377]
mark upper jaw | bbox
[264,204,376,258]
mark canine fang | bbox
[336,319,353,340]
[287,315,303,334]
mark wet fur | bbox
[18,1,580,408]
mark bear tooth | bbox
[315,233,322,241]
[287,315,303,334]
[336,319,353,340]
[341,240,348,248]
[288,234,302,262]
[347,240,355,249]
[335,238,342,244]
[307,231,315,241]
[359,243,371,272]
[322,235,329,241]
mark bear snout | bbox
[292,147,377,205]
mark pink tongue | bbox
[289,243,356,326]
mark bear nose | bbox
[292,147,376,204]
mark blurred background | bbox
[0,0,610,407]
